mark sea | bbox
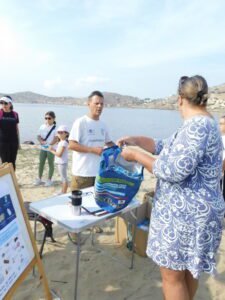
[14,103,221,143]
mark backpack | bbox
[95,146,143,213]
[0,109,18,120]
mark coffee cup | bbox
[70,190,82,216]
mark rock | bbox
[23,141,35,145]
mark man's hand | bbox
[91,147,103,156]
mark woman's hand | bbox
[120,148,137,162]
[40,140,47,145]
[116,136,136,147]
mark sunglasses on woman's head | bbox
[179,76,189,86]
[45,117,52,120]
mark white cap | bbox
[57,125,69,133]
[0,96,12,103]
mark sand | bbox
[11,145,225,300]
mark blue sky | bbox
[0,0,225,99]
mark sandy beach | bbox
[13,145,225,300]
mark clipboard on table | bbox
[81,206,109,216]
[81,191,109,216]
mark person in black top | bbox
[0,95,20,170]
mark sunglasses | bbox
[0,102,9,105]
[179,76,189,87]
[45,117,52,120]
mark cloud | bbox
[36,52,54,64]
[43,77,62,89]
[0,18,26,63]
[74,76,110,88]
[107,0,225,68]
[40,0,74,11]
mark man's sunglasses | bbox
[45,117,52,120]
[57,131,66,134]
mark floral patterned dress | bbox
[147,115,225,279]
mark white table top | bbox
[29,187,140,233]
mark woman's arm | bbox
[16,124,21,149]
[117,136,156,153]
[120,148,156,173]
[37,135,46,145]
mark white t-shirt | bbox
[222,135,225,160]
[55,140,69,164]
[38,124,56,144]
[69,115,111,176]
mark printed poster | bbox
[0,194,31,299]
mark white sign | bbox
[0,174,34,299]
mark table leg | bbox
[74,232,81,300]
[33,214,38,277]
[34,213,37,240]
[130,208,137,270]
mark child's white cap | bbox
[57,125,69,133]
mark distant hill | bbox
[145,83,225,111]
[0,91,141,107]
[1,83,225,111]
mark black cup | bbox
[71,190,82,206]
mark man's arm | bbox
[69,140,103,156]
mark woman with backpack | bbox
[0,95,20,170]
[34,111,58,187]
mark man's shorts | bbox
[70,176,95,191]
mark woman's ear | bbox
[178,95,183,108]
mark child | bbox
[48,125,69,194]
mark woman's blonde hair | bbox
[178,75,209,106]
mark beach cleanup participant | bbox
[34,111,58,187]
[0,95,20,170]
[47,125,69,194]
[68,90,114,241]
[117,75,225,300]
[219,115,225,202]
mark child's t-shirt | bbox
[55,140,68,164]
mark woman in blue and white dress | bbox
[117,75,225,300]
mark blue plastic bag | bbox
[95,146,143,213]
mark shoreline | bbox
[14,101,223,112]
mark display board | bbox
[0,164,52,300]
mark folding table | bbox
[29,187,141,300]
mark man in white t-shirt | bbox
[219,116,225,202]
[69,90,114,190]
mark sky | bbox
[0,0,225,99]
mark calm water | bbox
[14,103,220,143]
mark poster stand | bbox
[0,163,52,300]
